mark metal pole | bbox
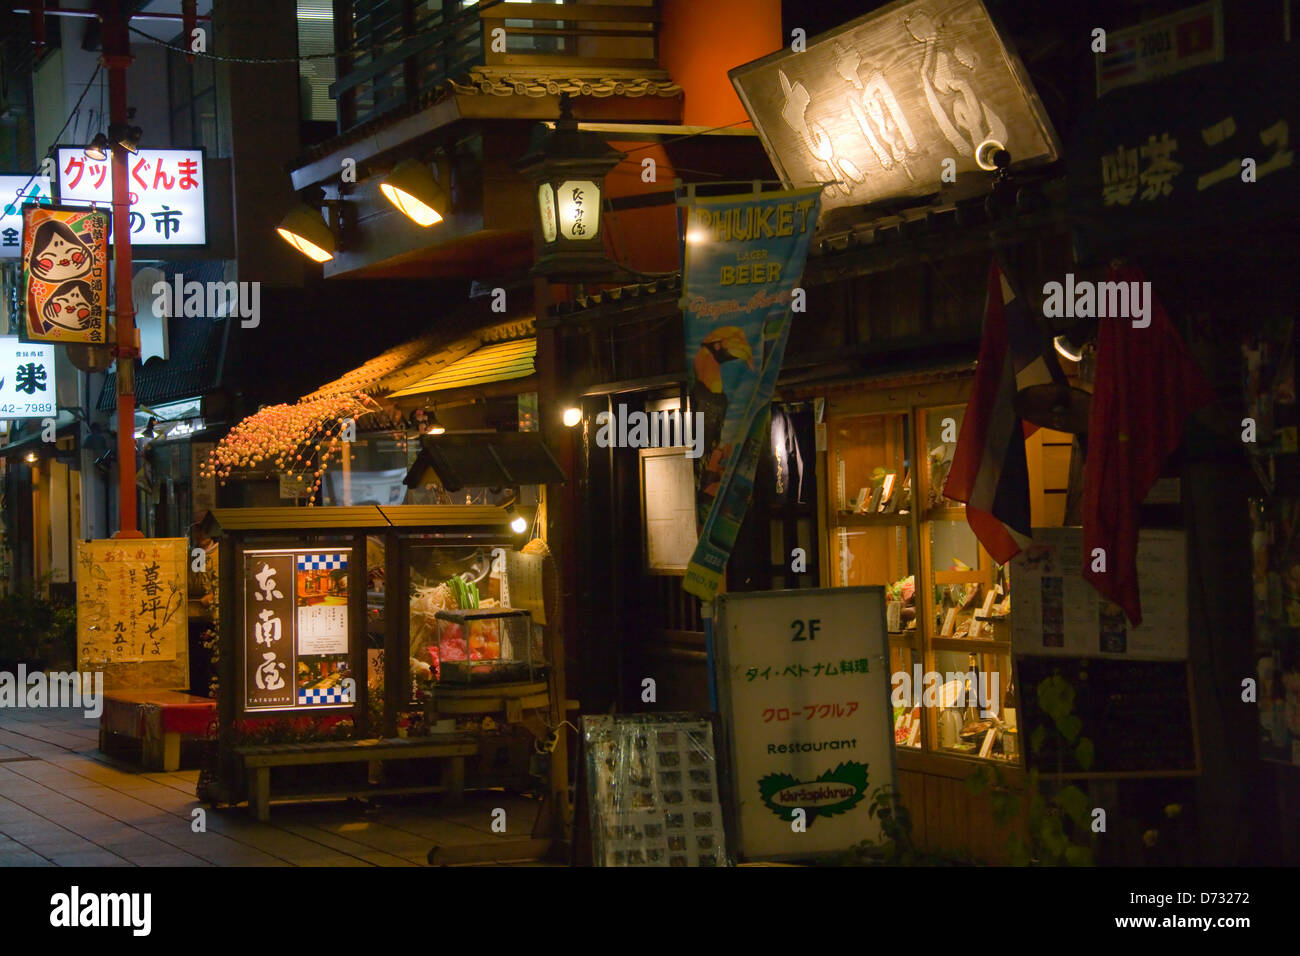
[103,0,141,538]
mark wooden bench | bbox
[100,689,217,772]
[235,736,479,822]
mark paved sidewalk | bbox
[0,706,549,867]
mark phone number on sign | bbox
[0,403,54,415]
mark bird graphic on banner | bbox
[693,325,755,497]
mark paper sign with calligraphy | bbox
[21,204,109,344]
[243,549,354,713]
[0,175,52,258]
[730,0,1059,221]
[0,337,56,420]
[1068,51,1300,264]
[77,539,186,664]
[56,147,206,246]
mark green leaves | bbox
[1075,737,1095,771]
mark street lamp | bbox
[516,94,626,281]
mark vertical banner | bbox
[680,186,822,600]
[243,549,354,712]
[21,204,109,344]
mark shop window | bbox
[822,391,1072,765]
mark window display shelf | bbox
[833,511,912,527]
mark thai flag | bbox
[944,258,1058,564]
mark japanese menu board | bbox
[641,448,697,573]
[1011,527,1187,660]
[243,549,354,712]
[21,204,109,344]
[715,587,896,862]
[77,539,186,664]
[56,147,206,245]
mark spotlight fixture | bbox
[24,451,37,464]
[505,502,527,535]
[423,407,445,436]
[276,203,336,262]
[84,133,110,161]
[381,158,447,227]
[562,407,582,428]
[109,121,143,154]
[1053,334,1084,363]
[975,138,1007,172]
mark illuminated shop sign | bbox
[56,147,207,245]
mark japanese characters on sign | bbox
[243,549,353,713]
[556,179,598,240]
[714,587,896,862]
[729,0,1059,218]
[0,337,56,420]
[0,175,52,259]
[77,539,186,664]
[1068,51,1300,263]
[56,147,206,246]
[21,204,109,344]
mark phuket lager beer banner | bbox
[21,204,109,344]
[681,186,821,601]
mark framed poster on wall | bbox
[242,548,354,713]
[640,446,698,574]
[715,586,896,862]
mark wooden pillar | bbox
[535,275,579,848]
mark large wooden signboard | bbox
[1015,656,1199,778]
[76,538,189,689]
[715,587,896,862]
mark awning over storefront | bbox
[304,317,536,405]
[405,432,565,492]
[98,315,227,412]
[388,338,536,398]
[0,411,79,458]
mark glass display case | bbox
[824,396,1024,764]
[433,607,541,685]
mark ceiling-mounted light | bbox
[505,502,527,535]
[562,407,582,428]
[381,158,447,227]
[276,203,336,262]
[84,133,110,161]
[24,451,38,464]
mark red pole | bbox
[103,0,141,538]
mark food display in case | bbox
[408,545,544,688]
[434,608,539,685]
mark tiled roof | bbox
[290,68,680,169]
[98,316,226,412]
[551,274,681,315]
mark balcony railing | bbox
[331,0,660,132]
